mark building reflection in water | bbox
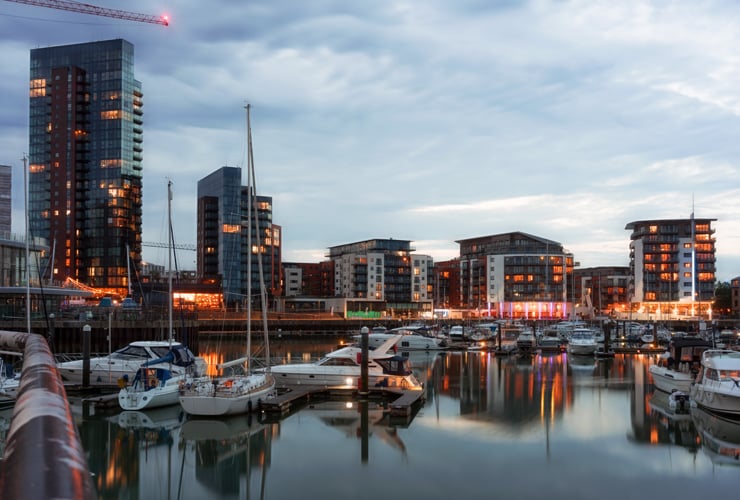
[436,351,574,429]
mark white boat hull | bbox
[568,344,597,356]
[690,382,740,416]
[118,378,183,411]
[270,364,421,390]
[179,374,276,417]
[649,365,694,394]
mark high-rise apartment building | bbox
[197,166,281,309]
[625,218,717,304]
[28,39,143,296]
[0,165,10,234]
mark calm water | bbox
[71,338,739,500]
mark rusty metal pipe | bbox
[0,330,95,499]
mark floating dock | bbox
[260,384,426,419]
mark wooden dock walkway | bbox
[260,384,426,419]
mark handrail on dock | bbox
[0,329,95,499]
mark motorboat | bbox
[269,334,423,390]
[357,328,447,351]
[0,357,20,406]
[179,106,276,417]
[649,337,711,394]
[690,349,740,417]
[56,340,206,386]
[567,328,598,356]
[516,329,537,354]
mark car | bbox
[121,297,139,309]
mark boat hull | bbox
[270,364,422,390]
[118,379,183,411]
[179,374,276,417]
[649,365,694,394]
[568,344,597,356]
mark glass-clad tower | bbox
[197,166,281,309]
[28,39,143,296]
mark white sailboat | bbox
[179,104,276,416]
[118,180,206,410]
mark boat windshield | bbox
[111,345,152,359]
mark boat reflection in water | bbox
[692,407,740,465]
[67,338,740,499]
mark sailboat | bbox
[179,104,276,416]
[118,180,206,410]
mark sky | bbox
[1,1,740,281]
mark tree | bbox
[713,281,732,317]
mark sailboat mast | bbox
[246,105,253,372]
[168,180,173,344]
[23,155,30,334]
[245,105,271,372]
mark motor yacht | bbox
[690,349,740,417]
[567,328,598,356]
[269,334,422,390]
[56,340,206,386]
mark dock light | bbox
[346,377,354,386]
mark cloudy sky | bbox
[2,1,739,280]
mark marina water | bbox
[42,337,740,499]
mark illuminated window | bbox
[222,224,240,233]
[683,243,692,249]
[100,159,122,168]
[29,78,46,97]
[101,110,122,120]
[649,225,658,233]
[684,272,691,278]
[29,164,45,173]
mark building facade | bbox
[0,165,10,234]
[457,232,573,319]
[625,218,716,318]
[731,277,740,320]
[573,266,630,318]
[196,166,281,309]
[328,238,432,317]
[28,39,143,297]
[432,258,462,311]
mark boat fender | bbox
[707,390,714,403]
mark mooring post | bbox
[82,324,91,388]
[360,326,369,398]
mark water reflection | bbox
[65,341,740,499]
[692,406,740,466]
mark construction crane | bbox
[3,0,169,26]
[142,241,196,252]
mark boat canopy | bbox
[142,345,196,368]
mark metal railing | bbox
[0,330,95,499]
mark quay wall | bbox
[0,315,733,356]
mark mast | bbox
[23,155,30,334]
[168,179,173,344]
[245,105,252,371]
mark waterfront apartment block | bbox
[282,261,334,298]
[625,218,716,317]
[456,232,573,319]
[196,166,282,309]
[731,277,740,319]
[573,266,630,317]
[432,258,462,310]
[327,238,432,317]
[28,39,143,297]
